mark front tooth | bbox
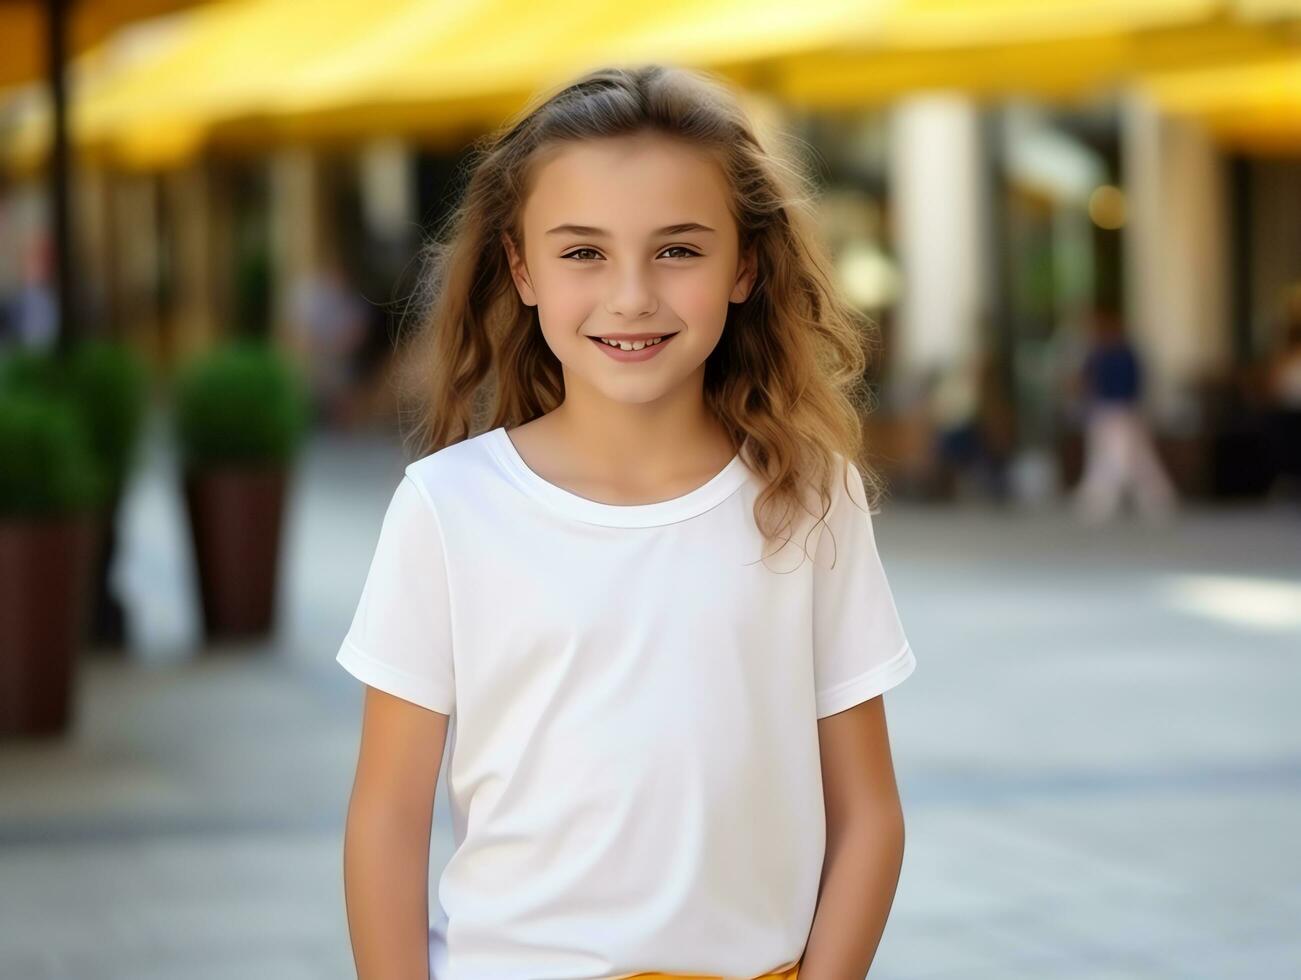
[601,336,663,350]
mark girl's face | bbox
[503,133,756,408]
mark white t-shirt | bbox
[336,425,917,980]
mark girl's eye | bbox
[660,245,700,260]
[560,246,701,262]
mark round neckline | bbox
[486,425,751,528]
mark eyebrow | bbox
[545,222,716,237]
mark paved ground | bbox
[2,414,1299,980]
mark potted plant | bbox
[173,340,309,641]
[0,343,150,652]
[0,389,105,736]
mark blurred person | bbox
[1262,289,1301,499]
[1072,308,1177,524]
[336,65,917,980]
[10,238,59,352]
[286,255,369,429]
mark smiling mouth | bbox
[590,332,679,351]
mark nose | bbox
[604,266,658,320]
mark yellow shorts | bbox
[623,963,799,980]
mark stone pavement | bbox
[2,419,1298,979]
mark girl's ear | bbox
[730,247,758,304]
[501,232,538,307]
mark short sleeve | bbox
[811,457,917,718]
[335,473,456,715]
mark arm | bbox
[800,695,907,979]
[343,685,449,980]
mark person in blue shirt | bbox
[1072,308,1178,523]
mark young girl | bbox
[337,64,918,980]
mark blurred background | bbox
[1,1,1299,978]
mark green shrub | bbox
[0,347,64,394]
[65,341,150,498]
[173,340,310,469]
[0,391,105,517]
[0,341,150,502]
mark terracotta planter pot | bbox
[182,464,290,642]
[0,514,97,737]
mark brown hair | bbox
[395,63,884,558]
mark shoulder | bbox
[403,428,501,511]
[808,450,873,549]
[827,449,871,513]
[377,436,493,555]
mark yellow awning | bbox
[5,0,888,168]
[3,0,1300,169]
[774,0,1301,108]
[74,0,417,166]
[0,0,209,89]
[209,0,889,145]
[1141,53,1301,152]
[2,0,424,172]
[195,0,1301,148]
[232,0,1268,123]
[265,0,883,112]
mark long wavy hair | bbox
[395,62,884,561]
